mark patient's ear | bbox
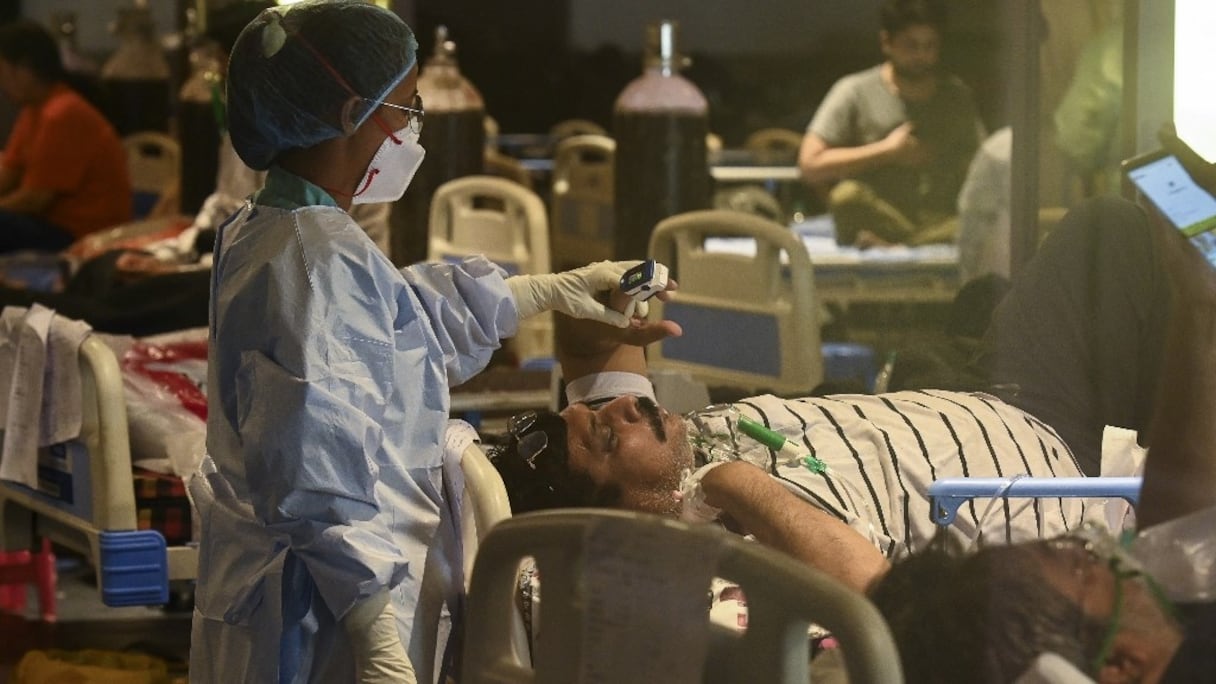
[339,95,362,136]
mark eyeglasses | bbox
[507,411,550,470]
[370,93,425,135]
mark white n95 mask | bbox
[351,127,425,205]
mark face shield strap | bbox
[286,24,403,144]
[269,14,386,135]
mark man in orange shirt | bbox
[0,21,131,253]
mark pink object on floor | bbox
[0,538,57,622]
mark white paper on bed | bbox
[0,304,90,488]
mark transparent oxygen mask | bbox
[686,404,825,472]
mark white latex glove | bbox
[507,260,643,328]
[343,591,417,684]
[678,462,726,524]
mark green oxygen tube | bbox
[735,415,827,474]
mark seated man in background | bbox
[798,0,983,248]
[0,20,130,253]
[868,174,1216,683]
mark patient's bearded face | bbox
[561,395,692,515]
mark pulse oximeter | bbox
[619,260,669,302]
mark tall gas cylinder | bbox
[612,20,710,260]
[50,11,102,106]
[177,39,225,215]
[391,26,486,266]
[100,5,171,135]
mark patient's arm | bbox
[798,129,928,185]
[1136,210,1216,529]
[700,461,890,593]
[554,287,681,382]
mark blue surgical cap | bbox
[227,0,418,171]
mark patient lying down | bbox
[489,283,1093,597]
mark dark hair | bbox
[879,0,948,36]
[488,410,622,513]
[0,20,65,83]
[868,532,1107,683]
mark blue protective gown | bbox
[189,167,518,683]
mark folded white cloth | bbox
[0,305,91,488]
[1096,424,1148,532]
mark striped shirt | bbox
[565,375,1089,558]
[695,390,1087,559]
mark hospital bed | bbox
[0,320,517,641]
[464,509,903,683]
[703,215,962,308]
[928,476,1142,527]
[0,334,198,607]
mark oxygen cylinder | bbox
[100,6,171,135]
[391,26,486,266]
[50,11,102,106]
[612,20,710,261]
[177,40,224,214]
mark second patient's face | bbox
[560,395,693,516]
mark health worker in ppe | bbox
[188,2,658,682]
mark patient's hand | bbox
[611,285,682,338]
[558,277,682,358]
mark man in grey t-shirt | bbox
[798,0,983,247]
